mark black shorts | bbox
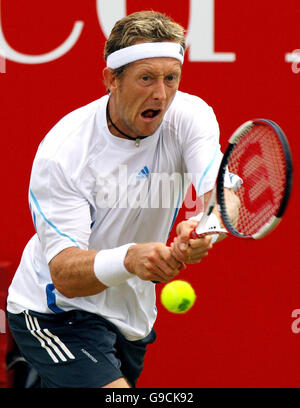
[7,309,156,388]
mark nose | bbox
[152,79,167,101]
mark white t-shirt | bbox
[7,91,223,340]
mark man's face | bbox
[110,57,182,137]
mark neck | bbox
[106,99,148,146]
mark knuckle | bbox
[147,252,156,262]
[164,265,174,275]
[188,240,195,248]
[145,271,154,280]
[145,262,154,271]
[186,248,193,257]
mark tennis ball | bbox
[161,280,196,313]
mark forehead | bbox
[127,57,182,74]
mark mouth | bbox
[141,109,162,121]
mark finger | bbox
[163,247,186,271]
[164,253,183,270]
[187,240,213,259]
[185,238,214,264]
[188,235,213,249]
[190,249,210,263]
[170,241,188,263]
[146,254,180,281]
[156,256,181,279]
[161,245,180,265]
[145,262,169,283]
[188,247,211,259]
[185,253,207,265]
[175,236,190,254]
[172,239,200,264]
[177,221,197,244]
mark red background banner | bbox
[0,0,299,387]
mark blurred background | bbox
[0,0,299,387]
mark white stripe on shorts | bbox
[24,311,59,363]
[24,311,75,363]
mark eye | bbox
[142,75,150,82]
[166,75,175,81]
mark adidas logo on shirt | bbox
[136,166,150,179]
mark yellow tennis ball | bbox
[161,280,196,313]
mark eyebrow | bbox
[137,67,182,77]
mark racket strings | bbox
[226,125,286,235]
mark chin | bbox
[138,119,163,136]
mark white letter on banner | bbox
[186,0,236,62]
[0,0,84,64]
[96,0,126,39]
[285,50,300,74]
[96,0,235,62]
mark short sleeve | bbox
[29,157,91,264]
[179,101,222,197]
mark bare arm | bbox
[49,247,107,298]
[49,243,184,298]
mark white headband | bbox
[106,42,184,69]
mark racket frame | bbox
[216,118,293,239]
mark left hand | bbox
[220,187,241,228]
[171,220,213,264]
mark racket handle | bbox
[190,228,199,239]
[190,227,226,239]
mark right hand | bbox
[124,242,185,283]
[171,220,213,264]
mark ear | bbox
[103,67,117,93]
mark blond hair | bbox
[104,11,186,76]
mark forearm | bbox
[49,247,107,298]
[49,242,183,299]
[212,187,240,241]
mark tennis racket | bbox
[190,118,293,240]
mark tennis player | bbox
[7,11,239,388]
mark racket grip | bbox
[190,228,199,239]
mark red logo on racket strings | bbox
[237,142,275,213]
